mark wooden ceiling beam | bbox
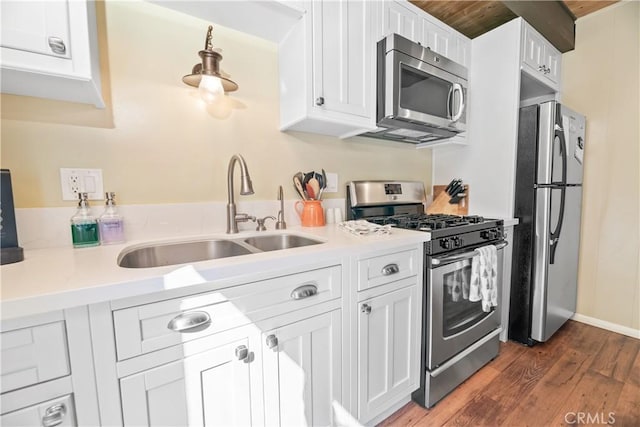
[502,1,575,52]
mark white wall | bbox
[562,1,639,333]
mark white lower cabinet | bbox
[120,326,262,426]
[1,394,76,427]
[357,284,419,422]
[263,309,342,427]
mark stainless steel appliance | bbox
[347,181,506,407]
[362,34,468,146]
[510,101,586,345]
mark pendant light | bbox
[182,25,238,103]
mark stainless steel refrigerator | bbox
[509,101,586,345]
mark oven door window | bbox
[399,64,451,120]
[442,260,493,337]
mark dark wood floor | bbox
[380,320,640,426]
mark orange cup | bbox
[295,200,325,227]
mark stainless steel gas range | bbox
[347,181,507,408]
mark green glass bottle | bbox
[70,193,99,248]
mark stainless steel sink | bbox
[118,239,254,268]
[118,234,325,268]
[243,234,323,252]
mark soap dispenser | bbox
[99,192,125,244]
[70,192,100,248]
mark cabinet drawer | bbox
[1,394,76,426]
[0,322,70,394]
[358,249,418,291]
[114,265,342,361]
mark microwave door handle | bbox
[451,83,465,122]
[446,85,453,119]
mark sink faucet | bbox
[226,154,255,234]
[275,185,287,230]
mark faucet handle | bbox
[256,216,276,231]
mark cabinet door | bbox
[1,394,76,427]
[421,18,453,59]
[522,25,545,71]
[544,46,561,84]
[358,285,418,422]
[120,332,261,427]
[312,0,372,118]
[383,0,420,42]
[0,1,70,59]
[263,310,342,427]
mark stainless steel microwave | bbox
[363,34,468,145]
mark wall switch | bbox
[60,168,104,201]
[325,172,338,193]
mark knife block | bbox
[426,185,469,215]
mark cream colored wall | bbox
[0,0,431,208]
[562,1,639,330]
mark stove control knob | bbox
[451,237,461,248]
[481,230,490,239]
[440,238,451,249]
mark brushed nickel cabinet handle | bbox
[167,311,212,333]
[290,283,318,300]
[235,345,249,361]
[48,37,66,55]
[381,263,399,276]
[42,403,66,427]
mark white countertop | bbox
[1,225,429,320]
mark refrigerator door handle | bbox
[549,107,568,264]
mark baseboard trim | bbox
[571,313,640,339]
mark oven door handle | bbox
[431,241,508,266]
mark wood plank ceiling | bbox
[410,1,618,39]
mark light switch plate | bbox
[325,172,338,193]
[60,168,104,201]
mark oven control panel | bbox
[427,225,504,256]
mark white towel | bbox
[469,245,498,312]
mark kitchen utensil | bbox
[305,182,316,200]
[303,171,314,186]
[308,177,320,199]
[447,179,463,196]
[293,175,307,200]
[318,169,327,200]
[449,192,466,204]
[294,200,325,227]
[445,178,458,194]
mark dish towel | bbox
[469,245,498,312]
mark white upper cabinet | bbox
[0,0,104,107]
[521,22,562,90]
[421,18,453,59]
[383,0,421,42]
[279,0,376,138]
[377,1,470,66]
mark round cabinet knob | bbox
[315,97,325,106]
[361,303,372,314]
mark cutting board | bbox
[426,185,469,215]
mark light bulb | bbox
[198,74,224,104]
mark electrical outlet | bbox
[60,168,104,201]
[325,172,338,193]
